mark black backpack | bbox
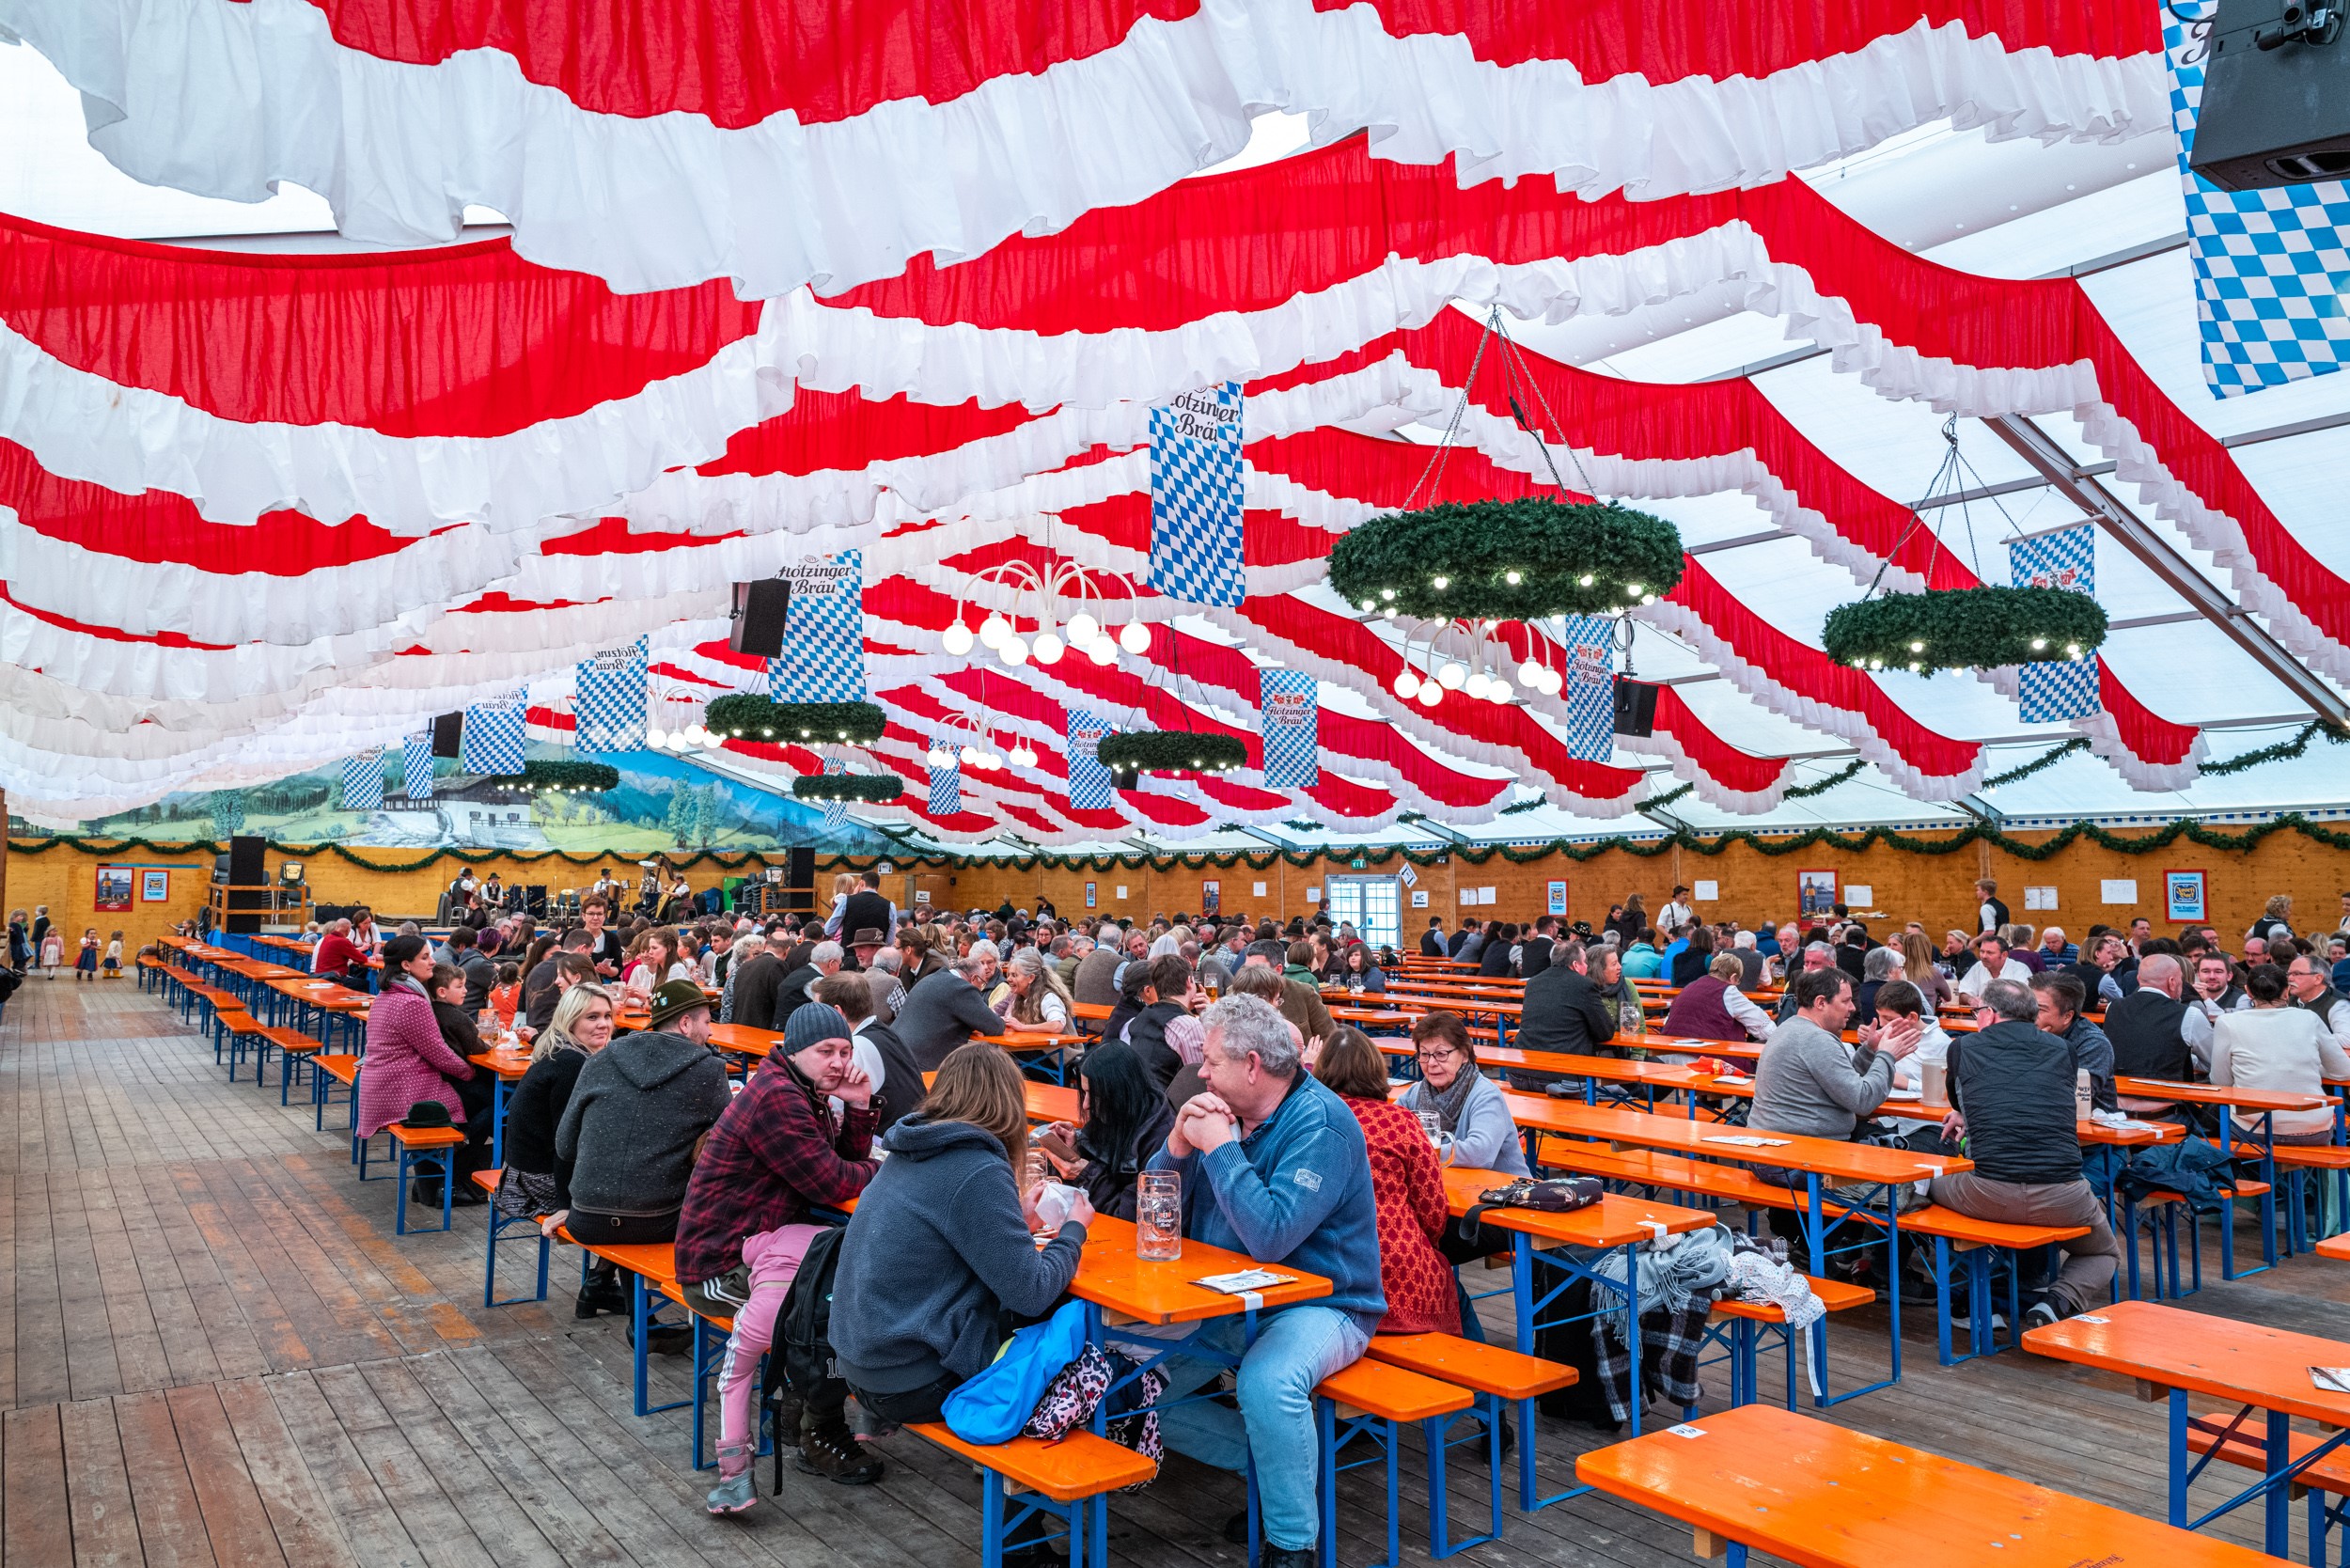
[770,1222,848,1402]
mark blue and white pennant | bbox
[2008,524,2103,723]
[460,693,529,775]
[1147,381,1246,606]
[1258,669,1320,789]
[400,731,436,799]
[927,742,963,816]
[766,551,869,702]
[341,749,385,812]
[2165,2,2350,398]
[1066,709,1118,811]
[574,638,649,754]
[818,758,849,834]
[1559,615,1618,762]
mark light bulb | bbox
[979,614,1010,650]
[1909,640,1925,653]
[1000,636,1030,666]
[1088,637,1118,666]
[1504,570,1522,585]
[961,745,982,766]
[701,731,724,749]
[1869,658,1884,671]
[1437,663,1466,690]
[1417,680,1443,708]
[1625,583,1643,597]
[1485,682,1512,704]
[2065,643,2081,657]
[682,724,706,745]
[1393,670,1421,699]
[1909,662,1923,674]
[645,727,668,748]
[942,621,975,656]
[1578,573,1594,587]
[926,746,947,766]
[1641,594,1655,606]
[1543,668,1566,695]
[2030,637,2048,651]
[1119,621,1152,654]
[1517,660,1545,688]
[1431,575,1449,590]
[1067,612,1100,647]
[1032,632,1065,666]
[1465,671,1493,699]
[1380,588,1396,602]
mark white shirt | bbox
[1957,957,2031,1001]
[2211,1007,2350,1138]
[1720,984,1774,1042]
[1660,902,1694,933]
[1979,900,2002,933]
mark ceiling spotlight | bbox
[942,621,975,656]
[1119,621,1152,654]
[1088,637,1118,666]
[1066,612,1100,647]
[1436,663,1466,690]
[1032,632,1066,666]
[1393,669,1422,699]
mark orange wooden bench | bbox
[1578,1402,2281,1567]
[906,1420,1157,1568]
[1366,1332,1574,1523]
[386,1123,466,1235]
[1314,1356,1477,1565]
[1706,1273,1876,1410]
[554,1229,690,1418]
[2129,1179,2275,1298]
[2319,1232,2350,1262]
[311,1054,363,1149]
[472,1168,552,1310]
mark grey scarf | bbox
[1418,1066,1480,1135]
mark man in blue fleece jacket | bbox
[1144,994,1383,1568]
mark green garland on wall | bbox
[1,837,956,873]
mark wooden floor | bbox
[0,978,2343,1567]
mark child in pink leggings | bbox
[705,1222,825,1498]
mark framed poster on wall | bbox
[1200,880,1221,917]
[95,864,133,913]
[1546,881,1568,917]
[139,870,170,903]
[1796,869,1838,918]
[1085,881,1098,909]
[2164,869,2207,923]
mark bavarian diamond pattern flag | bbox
[460,693,528,775]
[341,749,384,812]
[1259,668,1321,788]
[818,758,849,834]
[574,638,649,754]
[2165,2,2350,397]
[1066,709,1118,810]
[928,745,963,815]
[400,730,436,799]
[1560,615,1617,762]
[2008,524,2102,722]
[1148,381,1246,606]
[765,552,869,702]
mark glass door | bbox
[1325,875,1402,951]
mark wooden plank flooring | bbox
[0,973,2343,1565]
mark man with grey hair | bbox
[775,939,844,1021]
[1933,977,2122,1327]
[1728,927,1765,989]
[1855,943,1904,1025]
[1775,941,1840,1023]
[1145,996,1383,1568]
[893,943,1010,1072]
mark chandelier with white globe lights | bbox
[924,710,1040,774]
[643,686,729,754]
[937,553,1153,669]
[1387,618,1561,710]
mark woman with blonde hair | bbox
[497,983,628,1311]
[997,945,1074,1032]
[822,871,859,936]
[830,1043,1092,1429]
[1900,930,1953,1009]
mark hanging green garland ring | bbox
[705,695,887,745]
[485,760,620,792]
[1326,499,1685,621]
[1096,732,1249,774]
[791,774,903,805]
[1821,587,2108,676]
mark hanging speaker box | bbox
[1612,680,1660,738]
[730,579,791,656]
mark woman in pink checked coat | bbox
[356,934,482,1140]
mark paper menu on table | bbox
[1194,1269,1296,1294]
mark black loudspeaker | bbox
[523,885,548,916]
[1612,680,1660,738]
[2190,0,2350,190]
[226,835,269,933]
[786,847,816,889]
[1113,769,1140,792]
[431,711,464,758]
[730,579,792,657]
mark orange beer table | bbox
[1577,1402,2284,1568]
[2114,1075,2339,1273]
[2024,1298,2350,1558]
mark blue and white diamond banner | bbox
[1560,616,1617,762]
[400,730,436,800]
[818,758,849,834]
[1259,668,1320,789]
[575,638,649,754]
[1066,709,1118,810]
[460,693,529,775]
[765,552,869,702]
[927,744,963,816]
[2008,524,2102,722]
[341,749,384,812]
[1148,381,1246,606]
[2165,3,2350,398]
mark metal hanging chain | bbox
[1489,308,1607,505]
[1403,308,1496,512]
[1863,413,2033,601]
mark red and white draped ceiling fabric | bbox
[0,3,2302,834]
[10,0,2164,295]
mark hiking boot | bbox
[705,1450,757,1516]
[1223,1512,1250,1545]
[574,1278,627,1319]
[796,1422,884,1485]
[1261,1545,1318,1568]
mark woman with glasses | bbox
[1395,1011,1528,1178]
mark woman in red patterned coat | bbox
[1312,1027,1458,1335]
